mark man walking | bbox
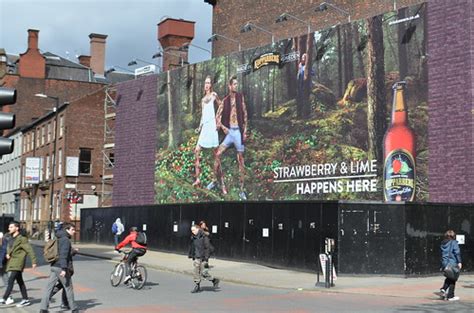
[188,224,219,293]
[112,218,124,247]
[40,223,78,313]
[0,221,37,307]
[215,75,249,200]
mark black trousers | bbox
[442,277,456,298]
[3,271,27,300]
[125,248,146,276]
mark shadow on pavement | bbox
[76,299,102,310]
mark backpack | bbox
[135,231,147,246]
[112,223,118,234]
[43,238,59,263]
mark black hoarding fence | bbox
[81,201,473,275]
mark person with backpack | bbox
[112,218,124,247]
[437,229,462,301]
[0,221,37,307]
[188,224,219,293]
[115,226,147,284]
[45,222,79,310]
[39,223,79,313]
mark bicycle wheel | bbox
[110,263,125,287]
[131,265,147,290]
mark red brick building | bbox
[205,0,424,57]
[0,29,132,235]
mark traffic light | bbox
[0,87,16,156]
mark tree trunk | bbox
[286,38,298,100]
[343,24,354,89]
[353,22,365,77]
[398,7,408,80]
[302,31,313,117]
[366,15,387,166]
[296,33,309,118]
[192,63,197,114]
[337,26,343,97]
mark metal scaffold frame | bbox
[100,85,117,206]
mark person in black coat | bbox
[39,223,79,313]
[188,225,219,293]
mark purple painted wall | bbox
[113,75,158,206]
[428,0,474,203]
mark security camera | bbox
[91,185,97,191]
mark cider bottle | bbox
[383,81,416,201]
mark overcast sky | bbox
[0,0,212,71]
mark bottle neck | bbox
[391,88,407,125]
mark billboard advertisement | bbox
[155,4,427,203]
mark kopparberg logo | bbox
[252,52,280,71]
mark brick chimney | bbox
[89,33,107,76]
[78,55,91,68]
[18,29,46,78]
[158,18,195,71]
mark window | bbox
[52,120,56,140]
[58,149,63,177]
[45,155,50,179]
[36,128,40,147]
[59,115,64,137]
[47,122,51,142]
[34,195,39,221]
[41,125,45,145]
[79,148,92,175]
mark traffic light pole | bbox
[0,88,17,157]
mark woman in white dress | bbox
[193,76,220,186]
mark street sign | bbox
[25,157,41,184]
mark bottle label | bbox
[383,149,416,201]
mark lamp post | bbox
[105,65,134,75]
[208,34,241,51]
[241,22,275,44]
[276,13,312,34]
[34,93,59,237]
[179,43,212,55]
[315,2,351,22]
[152,50,186,67]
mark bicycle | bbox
[110,250,147,289]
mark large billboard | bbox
[155,4,427,204]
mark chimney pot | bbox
[78,55,91,68]
[157,18,195,71]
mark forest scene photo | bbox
[154,3,428,204]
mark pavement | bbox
[31,240,474,302]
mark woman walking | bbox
[438,229,462,301]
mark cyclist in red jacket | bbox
[115,227,147,284]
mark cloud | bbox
[0,0,212,68]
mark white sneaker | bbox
[123,275,131,284]
[448,296,460,301]
[5,297,14,305]
[15,299,30,307]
